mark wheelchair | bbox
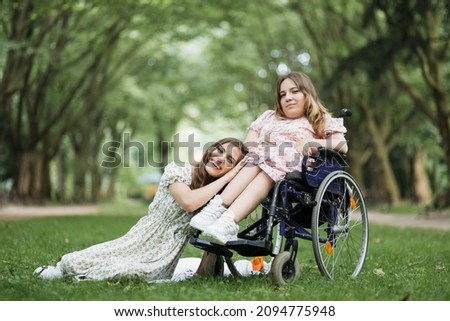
[190,110,369,285]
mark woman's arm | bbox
[169,160,246,213]
[244,129,259,144]
[294,133,348,155]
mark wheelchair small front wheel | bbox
[270,251,300,286]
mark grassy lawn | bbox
[0,205,448,301]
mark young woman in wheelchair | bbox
[190,71,348,245]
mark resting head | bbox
[190,137,248,189]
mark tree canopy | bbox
[1,0,449,208]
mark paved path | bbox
[0,205,99,221]
[368,211,449,231]
[0,205,449,230]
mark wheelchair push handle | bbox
[339,108,352,118]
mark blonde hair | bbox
[274,72,329,138]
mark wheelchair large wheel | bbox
[270,251,300,286]
[311,170,369,279]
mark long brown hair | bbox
[190,137,248,189]
[274,72,329,138]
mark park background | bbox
[0,0,449,304]
[1,0,449,211]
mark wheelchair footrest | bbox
[226,239,272,257]
[189,237,234,257]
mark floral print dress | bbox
[58,162,195,282]
[247,110,346,181]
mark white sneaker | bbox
[34,264,63,280]
[202,210,239,245]
[190,195,227,231]
[262,259,272,274]
[233,260,254,276]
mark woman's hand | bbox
[222,155,249,183]
[295,139,320,156]
[295,133,348,155]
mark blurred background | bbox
[0,0,449,211]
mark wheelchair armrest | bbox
[316,147,347,163]
[285,148,347,187]
[300,147,347,188]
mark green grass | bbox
[0,209,448,301]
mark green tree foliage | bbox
[333,0,450,206]
[0,0,448,208]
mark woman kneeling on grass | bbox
[34,137,247,282]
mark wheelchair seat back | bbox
[302,148,346,193]
[285,147,347,194]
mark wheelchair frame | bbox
[190,112,369,285]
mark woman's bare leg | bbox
[220,164,262,207]
[201,171,274,245]
[189,164,262,232]
[228,171,274,222]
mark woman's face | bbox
[205,142,243,178]
[279,77,306,119]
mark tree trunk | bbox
[55,149,66,201]
[105,169,117,199]
[39,156,52,200]
[435,116,450,207]
[15,152,33,200]
[371,144,400,205]
[346,138,371,196]
[362,106,400,205]
[72,145,88,203]
[14,150,50,202]
[90,166,102,203]
[412,146,432,205]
